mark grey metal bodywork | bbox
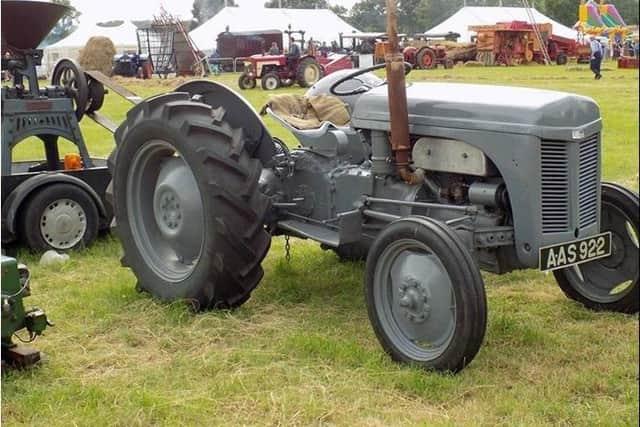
[236,73,603,271]
[347,82,601,267]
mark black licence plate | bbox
[539,232,612,272]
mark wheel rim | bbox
[51,60,88,119]
[126,140,205,282]
[40,198,87,250]
[265,76,278,90]
[421,53,433,68]
[373,239,456,361]
[562,201,638,302]
[303,65,319,83]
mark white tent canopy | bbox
[426,7,579,42]
[190,6,360,52]
[43,20,138,74]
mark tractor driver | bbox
[287,38,301,68]
[269,42,280,55]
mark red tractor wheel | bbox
[296,57,323,88]
[416,48,436,70]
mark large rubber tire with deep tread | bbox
[296,57,323,88]
[20,183,99,252]
[553,182,639,313]
[365,216,487,373]
[108,92,272,310]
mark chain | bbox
[284,235,291,262]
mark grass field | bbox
[3,64,639,426]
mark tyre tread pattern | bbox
[107,92,271,309]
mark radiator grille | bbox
[578,134,599,228]
[541,141,570,233]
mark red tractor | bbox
[238,29,353,90]
[403,33,463,70]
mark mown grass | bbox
[3,63,639,426]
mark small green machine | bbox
[1,256,51,368]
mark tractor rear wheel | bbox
[416,48,436,69]
[365,217,487,372]
[553,183,638,313]
[108,92,272,310]
[238,73,256,90]
[296,58,323,88]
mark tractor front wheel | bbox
[556,53,568,65]
[553,183,639,313]
[108,92,271,310]
[238,73,256,90]
[365,217,487,372]
[261,72,281,90]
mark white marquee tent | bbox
[426,7,579,42]
[190,7,360,52]
[43,20,139,74]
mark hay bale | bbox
[79,36,116,75]
[463,61,485,67]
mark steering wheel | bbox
[329,62,413,97]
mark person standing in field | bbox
[590,35,602,80]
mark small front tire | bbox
[238,73,256,90]
[365,217,487,372]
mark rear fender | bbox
[174,80,275,165]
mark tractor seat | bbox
[260,93,351,132]
[259,94,364,162]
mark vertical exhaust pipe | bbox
[385,0,424,184]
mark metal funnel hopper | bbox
[1,0,70,51]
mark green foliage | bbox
[264,0,328,7]
[40,0,80,47]
[330,4,349,18]
[349,0,387,32]
[191,0,236,28]
[613,0,640,25]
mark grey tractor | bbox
[107,63,638,372]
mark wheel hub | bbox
[156,189,183,235]
[40,198,86,249]
[600,232,625,268]
[397,275,431,323]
